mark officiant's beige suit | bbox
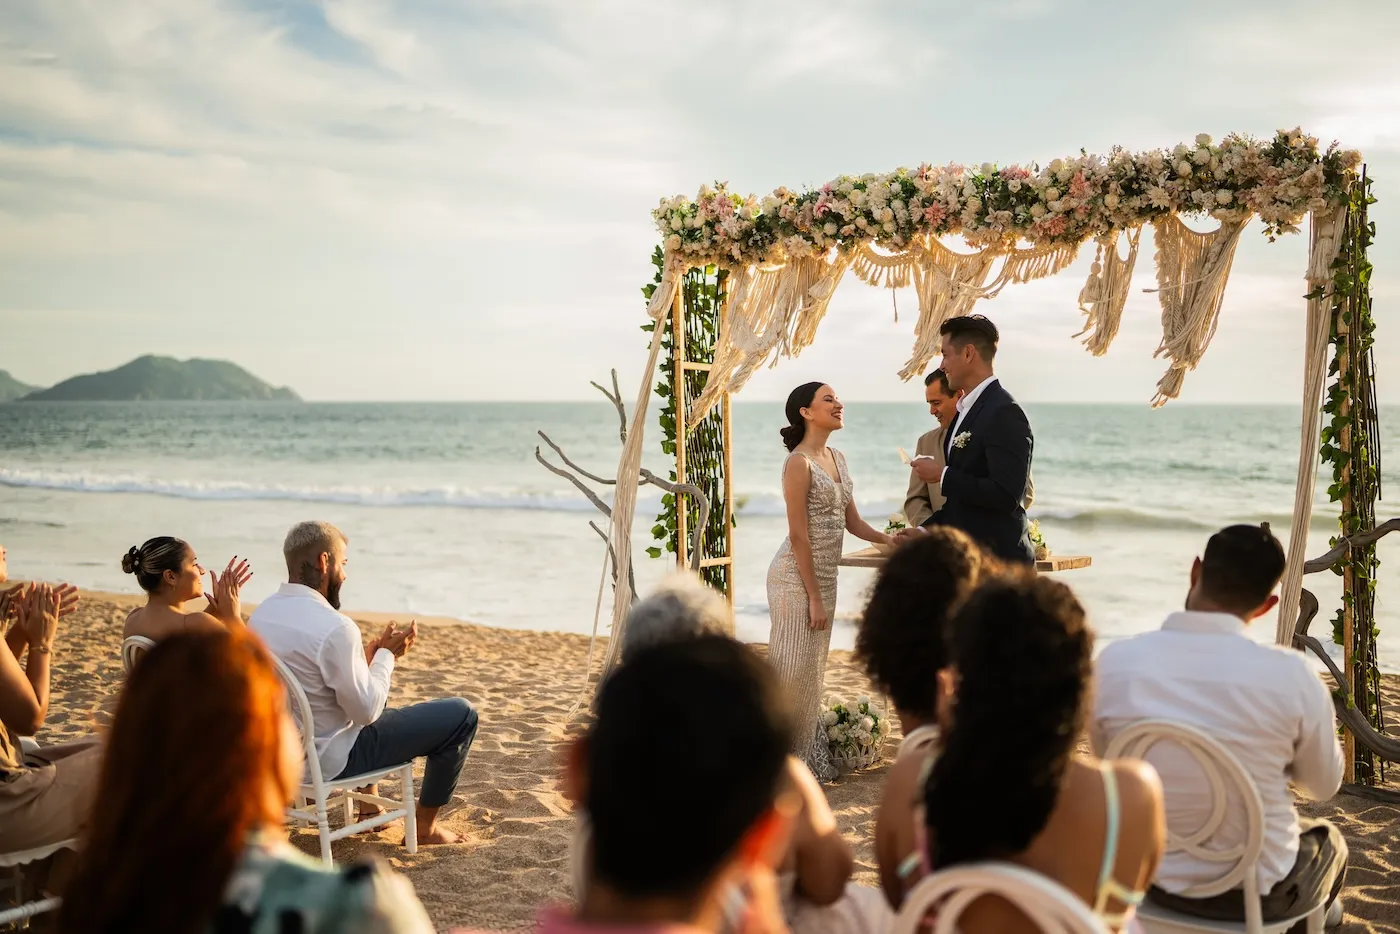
[903,425,1035,529]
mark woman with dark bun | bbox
[121,537,252,645]
[767,382,896,782]
[922,573,1165,932]
[853,526,988,908]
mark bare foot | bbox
[414,824,460,845]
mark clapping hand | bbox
[17,583,60,650]
[381,620,418,658]
[206,556,252,624]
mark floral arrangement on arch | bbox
[824,695,887,773]
[653,129,1361,266]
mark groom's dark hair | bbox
[585,636,793,898]
[940,315,999,361]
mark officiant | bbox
[903,367,1034,529]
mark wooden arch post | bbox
[668,266,736,627]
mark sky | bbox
[2,0,1399,403]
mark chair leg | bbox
[401,764,418,855]
[1306,905,1324,934]
[343,790,355,828]
[316,795,333,867]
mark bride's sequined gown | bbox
[767,449,852,783]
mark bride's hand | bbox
[808,595,829,631]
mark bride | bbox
[768,382,897,782]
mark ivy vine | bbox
[1317,168,1384,784]
[639,248,735,594]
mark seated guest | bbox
[250,520,478,846]
[1093,524,1347,926]
[596,576,879,934]
[121,536,252,641]
[0,582,102,856]
[853,528,987,908]
[925,573,1164,933]
[903,368,1033,529]
[57,630,434,933]
[547,636,797,934]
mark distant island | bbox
[18,356,300,402]
[0,370,39,403]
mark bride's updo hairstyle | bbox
[780,382,826,452]
[121,537,190,594]
[924,571,1092,869]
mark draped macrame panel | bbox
[1076,226,1143,356]
[1148,215,1252,406]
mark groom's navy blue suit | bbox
[922,379,1035,564]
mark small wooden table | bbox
[839,547,1091,572]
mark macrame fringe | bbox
[1149,214,1252,406]
[1074,226,1142,356]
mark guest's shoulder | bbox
[222,839,433,933]
[1095,630,1163,669]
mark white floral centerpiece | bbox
[824,695,887,774]
[879,515,905,555]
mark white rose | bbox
[824,222,838,235]
[855,217,868,229]
[1216,189,1233,205]
[850,190,867,206]
[1176,161,1193,177]
[669,216,682,231]
[1008,179,1022,193]
[1195,133,1212,147]
[1030,203,1047,218]
[1048,200,1063,213]
[1103,193,1120,209]
[1044,187,1060,201]
[1048,158,1064,174]
[980,162,995,176]
[1192,148,1211,165]
[1173,143,1189,159]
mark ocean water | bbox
[2,401,1398,668]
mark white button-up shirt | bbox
[250,583,395,781]
[1092,610,1343,894]
[941,375,998,483]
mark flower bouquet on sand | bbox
[824,696,887,775]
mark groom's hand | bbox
[895,526,927,541]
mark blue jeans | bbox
[336,698,478,808]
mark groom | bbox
[907,315,1035,564]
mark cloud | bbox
[1,0,1399,401]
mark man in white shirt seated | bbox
[1093,524,1346,926]
[251,520,479,845]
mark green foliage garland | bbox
[1317,169,1384,784]
[640,248,733,594]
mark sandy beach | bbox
[29,592,1400,933]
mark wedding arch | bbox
[600,129,1384,783]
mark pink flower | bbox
[815,199,831,217]
[1035,216,1068,238]
[923,203,946,227]
[1068,171,1089,199]
[1001,165,1031,180]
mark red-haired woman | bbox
[57,630,434,933]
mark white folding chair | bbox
[1106,720,1327,934]
[0,838,77,927]
[269,656,417,865]
[121,635,157,674]
[894,862,1110,934]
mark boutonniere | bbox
[952,431,973,449]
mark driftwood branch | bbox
[591,369,627,444]
[1292,521,1400,764]
[535,370,713,615]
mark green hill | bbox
[22,356,300,402]
[0,370,39,402]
